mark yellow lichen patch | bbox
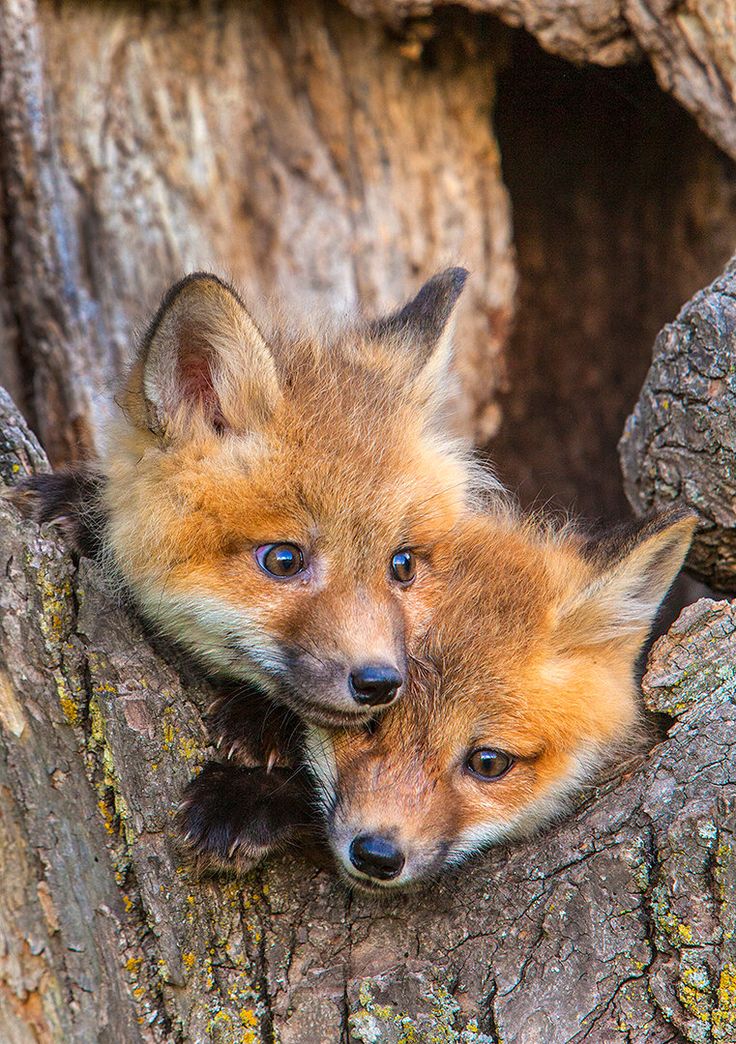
[162,706,176,750]
[651,885,695,948]
[88,694,106,746]
[126,956,143,976]
[713,963,736,1041]
[97,797,116,835]
[56,683,80,726]
[676,964,711,1027]
[178,735,201,761]
[37,567,73,647]
[239,1009,258,1027]
[350,978,474,1044]
[182,951,196,970]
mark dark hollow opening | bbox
[491,29,736,523]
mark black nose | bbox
[349,665,402,706]
[349,834,405,880]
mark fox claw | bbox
[177,761,316,878]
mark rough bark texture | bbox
[342,0,736,167]
[620,258,736,592]
[0,0,515,462]
[2,389,735,1043]
[2,1,736,1041]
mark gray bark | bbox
[2,388,736,1042]
[620,258,736,593]
[2,2,736,1041]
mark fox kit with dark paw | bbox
[306,506,696,889]
[11,269,490,727]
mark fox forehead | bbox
[109,378,466,566]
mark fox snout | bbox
[349,665,403,707]
[278,590,409,725]
[282,653,405,727]
[331,818,447,890]
[349,833,405,881]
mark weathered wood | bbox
[2,2,736,1040]
[4,0,736,519]
[620,257,736,592]
[343,0,736,165]
[2,391,735,1043]
[491,33,736,517]
[0,0,515,459]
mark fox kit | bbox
[12,269,488,727]
[303,506,696,888]
[178,505,695,882]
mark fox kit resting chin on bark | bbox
[176,504,695,883]
[303,506,696,890]
[11,268,491,727]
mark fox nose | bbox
[349,665,402,707]
[349,834,405,880]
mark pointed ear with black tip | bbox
[555,509,698,652]
[120,273,281,440]
[371,267,468,403]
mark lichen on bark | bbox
[2,387,735,1042]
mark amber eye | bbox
[465,748,513,781]
[256,543,305,578]
[390,549,416,584]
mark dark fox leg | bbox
[207,681,303,770]
[180,687,326,874]
[178,761,320,876]
[7,467,106,556]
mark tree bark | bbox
[0,0,515,462]
[2,387,735,1043]
[620,257,736,593]
[342,0,736,166]
[2,2,736,1042]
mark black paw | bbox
[178,761,316,875]
[7,469,104,556]
[208,684,304,769]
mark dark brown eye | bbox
[391,549,416,584]
[256,543,305,578]
[465,748,513,781]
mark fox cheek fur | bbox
[10,268,488,726]
[308,507,697,890]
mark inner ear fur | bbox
[555,508,698,651]
[119,273,281,439]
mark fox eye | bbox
[256,543,305,578]
[391,549,416,584]
[465,748,513,781]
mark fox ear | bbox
[371,267,468,398]
[121,273,280,439]
[555,510,697,651]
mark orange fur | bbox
[306,506,696,888]
[100,271,491,724]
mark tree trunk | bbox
[620,257,736,593]
[2,387,736,1042]
[2,1,736,1042]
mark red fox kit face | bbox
[104,271,483,726]
[306,509,696,887]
